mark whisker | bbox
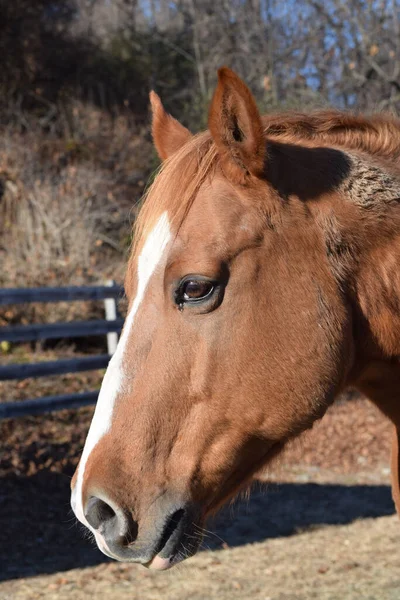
[192,523,227,546]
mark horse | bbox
[70,67,400,570]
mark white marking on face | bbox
[72,212,172,529]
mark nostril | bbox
[155,508,185,555]
[84,496,139,547]
[85,496,116,530]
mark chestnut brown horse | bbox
[71,67,400,570]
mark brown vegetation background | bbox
[2,0,400,292]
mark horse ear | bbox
[208,67,265,182]
[149,91,192,161]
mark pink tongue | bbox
[147,555,173,571]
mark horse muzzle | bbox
[73,489,203,569]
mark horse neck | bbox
[337,155,400,360]
[352,221,400,359]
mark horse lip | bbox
[102,524,199,567]
[143,510,203,569]
[145,554,174,570]
[144,534,198,570]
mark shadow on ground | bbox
[210,482,394,549]
[0,468,394,581]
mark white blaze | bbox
[73,212,171,527]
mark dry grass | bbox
[0,101,154,325]
[2,164,113,283]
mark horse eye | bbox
[183,280,214,300]
[180,279,214,302]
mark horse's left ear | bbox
[208,67,265,182]
[150,91,192,161]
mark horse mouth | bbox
[144,507,203,570]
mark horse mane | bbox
[131,110,400,258]
[262,110,400,161]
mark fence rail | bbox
[0,284,123,419]
[0,319,124,343]
[0,285,124,305]
[0,354,111,381]
[0,391,99,419]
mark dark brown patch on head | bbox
[265,141,351,201]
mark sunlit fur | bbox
[131,132,218,260]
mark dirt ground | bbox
[1,395,400,599]
[2,515,400,600]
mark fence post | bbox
[104,280,119,355]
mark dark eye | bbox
[175,277,217,308]
[181,279,214,302]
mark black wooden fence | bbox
[0,284,124,419]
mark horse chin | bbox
[145,555,175,570]
[145,552,187,570]
[204,439,288,517]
